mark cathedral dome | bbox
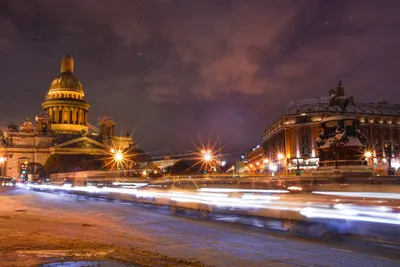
[48,54,83,92]
[49,72,83,91]
[42,54,90,134]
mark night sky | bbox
[1,0,400,158]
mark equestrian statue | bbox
[327,81,355,113]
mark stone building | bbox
[248,83,400,173]
[0,54,133,179]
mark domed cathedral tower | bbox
[41,54,90,133]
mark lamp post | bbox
[0,157,5,177]
[385,142,395,175]
[111,149,124,176]
[277,153,284,175]
[364,150,372,167]
[201,149,213,173]
[263,158,269,173]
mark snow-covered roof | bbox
[285,98,400,116]
[321,115,356,123]
[319,137,363,149]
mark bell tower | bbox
[99,116,115,140]
[35,112,52,134]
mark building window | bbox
[296,116,310,124]
[300,127,310,157]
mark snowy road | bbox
[0,188,399,267]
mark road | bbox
[0,187,399,267]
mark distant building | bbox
[248,82,400,173]
[0,54,133,179]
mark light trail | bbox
[313,191,400,200]
[23,183,400,228]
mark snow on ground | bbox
[0,188,399,267]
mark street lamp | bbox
[296,158,301,176]
[203,152,212,162]
[111,148,124,176]
[277,153,284,175]
[201,149,212,161]
[115,149,123,162]
[201,149,213,173]
[364,151,372,159]
[364,150,372,169]
[0,157,5,177]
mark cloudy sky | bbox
[1,0,400,158]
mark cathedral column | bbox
[72,108,77,124]
[57,107,62,123]
[48,108,53,121]
[85,111,88,125]
[54,107,59,123]
[63,107,69,123]
[78,109,83,125]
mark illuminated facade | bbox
[0,55,133,179]
[251,83,400,173]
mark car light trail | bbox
[313,191,400,200]
[199,188,289,194]
[23,183,400,227]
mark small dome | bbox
[49,72,83,91]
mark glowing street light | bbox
[364,151,372,158]
[202,149,212,162]
[364,150,373,168]
[277,153,285,175]
[114,149,123,162]
[263,158,269,164]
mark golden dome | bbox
[42,54,90,134]
[48,54,83,92]
[49,72,83,91]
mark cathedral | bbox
[0,54,133,179]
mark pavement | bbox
[0,187,399,267]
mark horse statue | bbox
[327,81,355,113]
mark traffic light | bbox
[20,163,28,180]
